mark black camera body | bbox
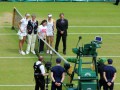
[45,61,52,71]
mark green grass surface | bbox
[0,2,120,90]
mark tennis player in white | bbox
[17,13,30,55]
[46,14,55,54]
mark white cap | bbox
[26,13,30,17]
[48,14,52,17]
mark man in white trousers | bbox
[26,14,38,55]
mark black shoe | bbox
[114,3,118,5]
[63,51,66,55]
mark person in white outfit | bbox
[26,14,38,55]
[46,14,55,54]
[38,20,47,54]
[17,13,30,55]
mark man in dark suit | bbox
[55,13,68,55]
[114,0,119,5]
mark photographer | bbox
[51,58,65,90]
[33,56,48,90]
[97,58,107,90]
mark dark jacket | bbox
[98,63,106,80]
[27,20,38,34]
[56,19,68,36]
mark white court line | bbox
[0,83,120,87]
[0,26,11,28]
[0,56,120,59]
[0,33,120,36]
[69,26,120,28]
[0,85,34,87]
[1,26,120,28]
[68,33,120,35]
[0,33,17,35]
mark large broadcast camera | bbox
[72,36,102,57]
[45,61,52,71]
[45,61,52,90]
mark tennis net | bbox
[12,7,23,30]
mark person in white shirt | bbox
[26,14,38,55]
[46,14,55,54]
[33,56,48,90]
[17,13,30,55]
[38,20,47,54]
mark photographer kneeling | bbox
[51,58,65,90]
[33,56,48,90]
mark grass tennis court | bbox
[0,2,120,90]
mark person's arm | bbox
[18,20,23,32]
[27,20,32,33]
[103,72,108,82]
[111,73,116,83]
[51,72,55,82]
[38,27,41,36]
[61,72,65,83]
[53,19,56,32]
[65,19,68,30]
[56,20,61,32]
[36,21,38,28]
[40,65,48,76]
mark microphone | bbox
[79,36,82,40]
[76,36,82,48]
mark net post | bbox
[12,7,16,30]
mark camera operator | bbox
[51,58,65,90]
[97,58,107,90]
[33,56,48,90]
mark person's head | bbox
[56,58,61,64]
[31,14,36,21]
[98,58,107,64]
[48,14,52,20]
[40,20,47,26]
[25,13,30,19]
[59,13,64,19]
[107,59,113,65]
[38,56,44,62]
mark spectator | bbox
[17,13,30,55]
[38,20,47,53]
[26,14,38,55]
[103,59,117,90]
[46,14,55,55]
[55,13,68,55]
[51,58,65,90]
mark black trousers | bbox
[55,34,67,52]
[38,39,44,53]
[99,79,106,90]
[35,76,45,90]
[115,0,119,5]
[104,82,114,90]
[51,82,62,90]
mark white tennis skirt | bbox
[17,30,27,37]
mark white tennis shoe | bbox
[19,50,26,55]
[46,50,49,54]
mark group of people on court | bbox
[98,58,117,90]
[17,13,68,55]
